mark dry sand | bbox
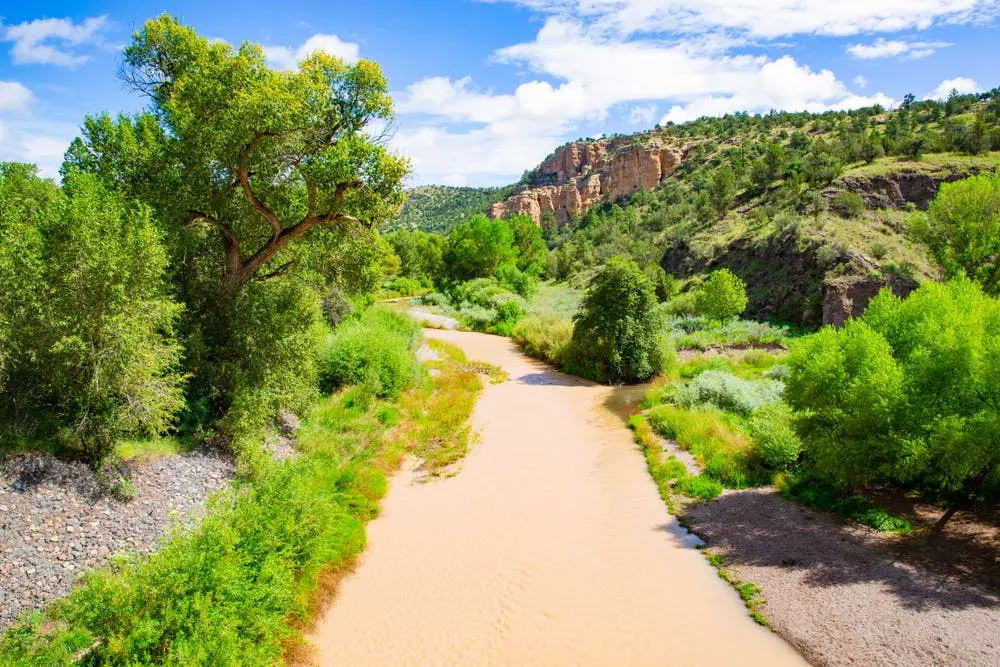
[689,489,1000,667]
[307,330,803,666]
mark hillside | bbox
[403,89,1000,326]
[385,185,512,234]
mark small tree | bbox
[709,165,736,214]
[696,269,748,322]
[914,173,1000,294]
[569,256,669,383]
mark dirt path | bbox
[307,330,804,666]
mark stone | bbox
[489,134,692,225]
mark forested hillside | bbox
[406,88,1000,326]
[385,185,512,233]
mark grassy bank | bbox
[0,331,486,666]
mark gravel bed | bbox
[688,488,1000,666]
[0,451,234,629]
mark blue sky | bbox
[0,1,997,186]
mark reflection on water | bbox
[603,383,651,424]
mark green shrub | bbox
[913,173,1000,294]
[568,256,671,383]
[382,276,424,297]
[0,168,185,462]
[676,474,724,500]
[869,241,889,261]
[787,278,1000,501]
[664,290,699,316]
[514,313,573,367]
[317,307,420,399]
[675,371,784,416]
[695,269,748,323]
[745,402,802,469]
[830,192,866,218]
[646,404,757,488]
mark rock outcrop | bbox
[661,232,917,327]
[490,135,690,225]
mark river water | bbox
[308,329,804,666]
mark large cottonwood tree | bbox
[65,14,408,301]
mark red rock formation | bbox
[489,135,689,225]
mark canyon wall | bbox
[489,136,690,225]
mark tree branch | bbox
[238,132,282,240]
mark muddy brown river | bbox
[308,329,804,666]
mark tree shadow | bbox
[688,489,1000,612]
[3,454,104,500]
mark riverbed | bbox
[307,329,804,665]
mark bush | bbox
[513,314,574,367]
[869,241,889,261]
[787,278,1000,500]
[646,404,755,487]
[568,256,672,383]
[830,192,866,218]
[745,402,802,469]
[675,370,784,416]
[695,269,748,323]
[0,168,185,462]
[913,173,1000,294]
[664,290,699,316]
[450,278,527,334]
[382,276,424,297]
[318,307,420,399]
[676,474,723,500]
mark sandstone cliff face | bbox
[489,136,689,225]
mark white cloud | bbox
[929,77,981,99]
[846,38,950,59]
[263,33,360,71]
[394,17,899,184]
[628,104,656,125]
[0,81,33,112]
[493,0,1000,38]
[854,75,868,89]
[1,16,110,67]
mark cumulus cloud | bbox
[492,0,1000,38]
[395,0,995,183]
[929,77,981,99]
[628,104,656,125]
[1,16,110,67]
[0,81,33,112]
[393,18,899,183]
[846,38,950,59]
[0,82,75,178]
[263,34,360,71]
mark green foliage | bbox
[445,214,517,281]
[914,173,1000,294]
[675,371,784,416]
[695,269,748,323]
[780,472,912,534]
[384,230,447,287]
[512,314,574,368]
[318,307,420,399]
[645,404,757,488]
[676,474,724,500]
[386,185,511,234]
[830,192,866,218]
[787,279,1000,501]
[644,263,678,302]
[0,166,185,462]
[745,402,802,469]
[569,256,673,383]
[709,165,737,214]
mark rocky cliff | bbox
[489,136,691,225]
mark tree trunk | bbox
[930,467,989,537]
